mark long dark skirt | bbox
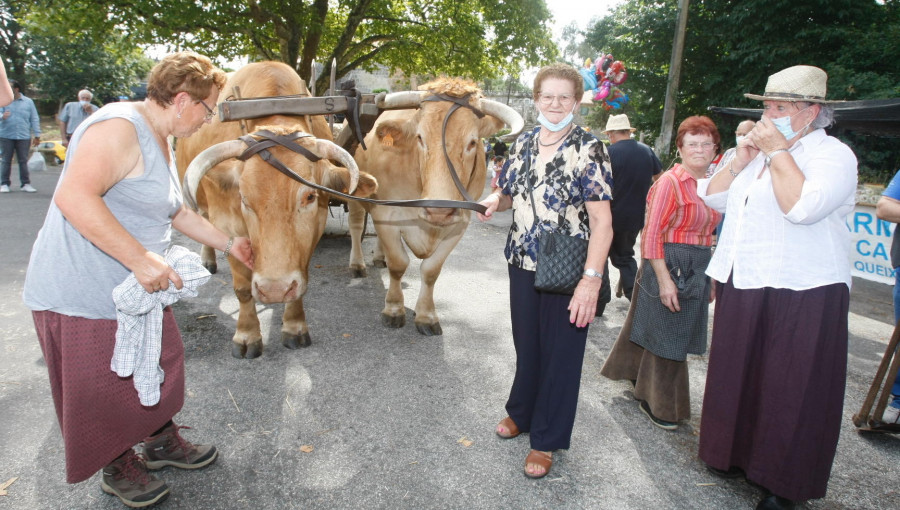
[600,263,692,422]
[698,277,849,502]
[33,308,185,483]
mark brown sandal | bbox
[495,416,520,439]
[524,449,552,479]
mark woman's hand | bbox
[135,251,183,293]
[657,273,681,313]
[227,236,254,270]
[477,192,503,222]
[568,276,603,327]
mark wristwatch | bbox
[583,268,603,278]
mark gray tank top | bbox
[23,102,183,319]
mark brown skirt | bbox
[32,308,185,483]
[600,283,691,423]
[698,278,849,502]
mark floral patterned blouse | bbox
[497,125,613,271]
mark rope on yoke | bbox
[236,130,487,214]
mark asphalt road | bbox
[1,167,899,509]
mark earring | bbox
[177,111,182,119]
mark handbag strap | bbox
[525,140,543,233]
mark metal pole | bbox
[654,0,690,158]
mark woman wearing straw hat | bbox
[697,65,857,510]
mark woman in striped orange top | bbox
[601,115,722,431]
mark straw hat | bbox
[603,114,636,132]
[744,65,835,103]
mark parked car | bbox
[37,140,67,165]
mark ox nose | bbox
[423,207,457,225]
[253,278,301,304]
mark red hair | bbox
[675,115,720,149]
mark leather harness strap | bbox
[235,129,487,213]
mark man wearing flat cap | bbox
[603,114,661,301]
[697,65,857,510]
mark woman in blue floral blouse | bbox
[478,63,614,479]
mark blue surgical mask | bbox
[537,111,574,132]
[770,107,811,140]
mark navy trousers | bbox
[609,229,639,298]
[0,138,32,187]
[505,264,589,451]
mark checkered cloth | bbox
[111,245,211,406]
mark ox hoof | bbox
[282,331,312,349]
[415,322,443,336]
[232,342,263,359]
[350,266,367,278]
[203,261,218,275]
[381,312,406,329]
[373,259,387,269]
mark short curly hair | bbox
[146,51,227,107]
[675,115,721,149]
[533,63,584,103]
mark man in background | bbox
[604,114,662,300]
[0,79,41,193]
[59,89,99,146]
[876,168,900,424]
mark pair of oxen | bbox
[176,62,524,359]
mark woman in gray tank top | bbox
[23,52,253,508]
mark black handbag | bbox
[525,145,589,295]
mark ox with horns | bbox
[176,61,377,359]
[348,78,523,335]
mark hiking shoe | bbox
[0,185,8,193]
[21,184,36,192]
[101,450,170,508]
[639,400,678,431]
[142,422,218,470]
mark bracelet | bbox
[223,237,234,257]
[583,268,603,278]
[765,148,789,166]
[728,160,739,178]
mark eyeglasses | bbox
[538,93,575,106]
[683,142,715,150]
[195,99,215,122]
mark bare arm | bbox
[171,207,254,269]
[568,200,613,327]
[54,118,183,292]
[749,115,805,213]
[877,196,900,223]
[0,61,11,106]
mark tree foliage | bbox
[581,0,900,181]
[41,0,558,94]
[1,1,152,106]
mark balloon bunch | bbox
[579,54,630,110]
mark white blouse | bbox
[698,129,858,290]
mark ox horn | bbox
[315,139,361,195]
[480,99,525,142]
[377,90,427,110]
[182,140,246,210]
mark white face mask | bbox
[735,134,745,145]
[771,106,811,140]
[79,100,90,106]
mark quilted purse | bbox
[525,145,589,295]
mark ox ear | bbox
[478,115,506,138]
[321,164,378,198]
[375,120,413,150]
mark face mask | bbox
[735,135,745,145]
[770,107,811,140]
[79,100,90,106]
[537,111,574,132]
